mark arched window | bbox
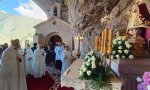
[53,7,57,16]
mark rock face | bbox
[65,0,134,56]
[33,0,68,21]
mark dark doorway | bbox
[49,35,62,50]
[45,35,62,66]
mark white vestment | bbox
[25,48,34,75]
[61,50,72,75]
[18,49,27,90]
[33,49,46,78]
[0,47,27,90]
[54,46,64,61]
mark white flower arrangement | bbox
[113,51,116,54]
[92,64,96,69]
[116,54,120,59]
[91,56,96,61]
[118,50,122,54]
[126,44,132,48]
[129,55,134,59]
[113,40,117,44]
[79,50,98,77]
[87,70,92,76]
[118,46,122,49]
[79,50,111,90]
[112,36,134,60]
[124,50,129,54]
[125,41,129,44]
[118,41,122,45]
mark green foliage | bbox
[91,78,112,90]
[79,50,112,90]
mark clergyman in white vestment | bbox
[0,39,27,90]
[33,44,46,78]
[54,42,64,73]
[24,44,34,75]
[18,47,27,90]
[61,46,72,75]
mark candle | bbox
[99,36,101,51]
[108,29,113,54]
[101,31,104,53]
[103,28,108,55]
[95,36,99,51]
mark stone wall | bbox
[34,17,73,50]
[33,0,68,21]
[65,0,134,56]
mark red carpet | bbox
[27,71,56,90]
[57,86,74,90]
[27,71,74,90]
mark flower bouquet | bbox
[137,72,150,90]
[112,36,134,60]
[79,50,111,90]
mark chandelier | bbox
[101,2,110,23]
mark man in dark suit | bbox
[31,43,37,53]
[45,45,55,66]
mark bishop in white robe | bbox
[61,46,72,75]
[32,44,46,78]
[0,39,27,90]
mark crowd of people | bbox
[0,39,72,90]
[0,43,8,59]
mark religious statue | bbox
[127,27,149,57]
[126,0,150,58]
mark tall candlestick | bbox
[108,29,113,54]
[101,31,104,53]
[95,36,99,51]
[99,36,101,51]
[103,28,108,55]
[108,29,113,67]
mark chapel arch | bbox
[45,32,62,49]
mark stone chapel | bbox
[33,0,73,50]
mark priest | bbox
[32,44,46,78]
[54,42,64,75]
[24,44,34,75]
[0,39,27,90]
[61,46,72,75]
